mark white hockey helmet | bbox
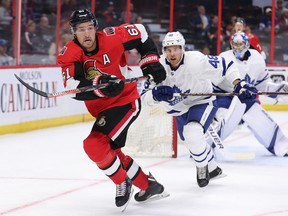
[231,31,250,60]
[162,31,185,52]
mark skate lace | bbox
[197,167,207,179]
[116,180,127,197]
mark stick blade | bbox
[14,74,49,98]
[233,152,256,160]
[216,150,256,161]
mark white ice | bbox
[1,111,288,216]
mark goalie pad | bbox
[265,81,288,102]
[210,96,246,143]
[242,103,288,156]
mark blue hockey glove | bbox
[234,80,257,103]
[152,86,174,102]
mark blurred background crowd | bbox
[1,0,288,66]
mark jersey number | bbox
[207,55,220,69]
[124,24,139,36]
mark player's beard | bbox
[81,38,96,52]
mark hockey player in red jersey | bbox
[58,9,167,209]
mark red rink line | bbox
[0,176,98,181]
[0,158,172,215]
[253,210,288,216]
[0,180,108,215]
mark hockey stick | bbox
[207,125,256,160]
[174,91,288,97]
[14,74,148,99]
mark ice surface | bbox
[0,111,288,216]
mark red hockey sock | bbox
[83,131,126,184]
[116,149,149,190]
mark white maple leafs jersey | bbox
[142,51,241,116]
[217,49,268,92]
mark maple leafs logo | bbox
[244,74,255,85]
[169,85,190,105]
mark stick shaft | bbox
[174,91,288,97]
[14,74,148,98]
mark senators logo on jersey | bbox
[86,67,103,80]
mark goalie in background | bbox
[230,17,267,60]
[211,31,288,157]
[58,9,168,209]
[141,31,257,188]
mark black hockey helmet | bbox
[235,17,246,25]
[70,9,98,33]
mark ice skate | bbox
[197,165,209,188]
[209,166,227,181]
[115,176,134,211]
[134,172,169,203]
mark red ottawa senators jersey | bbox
[58,24,148,118]
[245,32,263,54]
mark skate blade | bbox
[197,182,209,191]
[120,188,134,212]
[137,191,170,204]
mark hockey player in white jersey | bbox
[213,31,288,156]
[141,31,257,188]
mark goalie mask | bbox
[70,9,98,34]
[231,32,250,60]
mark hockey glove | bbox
[139,54,166,84]
[152,86,174,102]
[233,80,257,103]
[93,75,124,97]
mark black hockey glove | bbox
[93,75,124,97]
[233,80,257,103]
[139,54,166,84]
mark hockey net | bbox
[124,103,177,158]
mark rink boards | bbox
[0,66,288,134]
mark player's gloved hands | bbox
[93,75,124,97]
[152,86,174,102]
[139,54,166,84]
[233,80,257,103]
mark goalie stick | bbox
[207,125,256,160]
[174,91,288,97]
[14,74,149,99]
